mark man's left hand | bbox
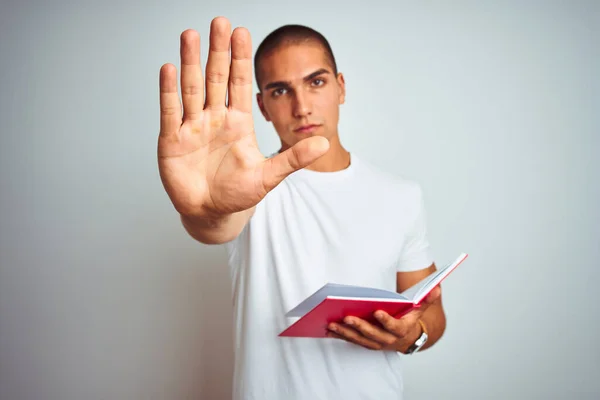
[326,286,441,353]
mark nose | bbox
[292,90,311,118]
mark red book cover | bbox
[278,253,468,338]
[279,297,418,338]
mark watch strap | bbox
[404,319,428,355]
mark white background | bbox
[1,0,598,399]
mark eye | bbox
[272,88,287,97]
[312,78,325,87]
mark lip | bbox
[294,124,321,134]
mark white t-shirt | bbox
[224,152,434,400]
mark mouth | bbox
[294,124,321,134]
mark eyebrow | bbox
[263,68,331,91]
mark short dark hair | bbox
[254,24,338,91]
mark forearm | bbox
[180,207,255,244]
[418,300,446,351]
[395,300,446,353]
[400,299,446,353]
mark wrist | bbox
[181,212,229,228]
[398,319,428,354]
[180,211,238,244]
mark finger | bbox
[326,331,346,340]
[261,136,330,192]
[180,29,204,120]
[159,63,182,138]
[328,323,383,350]
[343,316,398,347]
[228,27,253,113]
[423,285,442,304]
[204,16,231,109]
[326,331,357,345]
[374,310,419,338]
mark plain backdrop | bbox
[1,0,598,399]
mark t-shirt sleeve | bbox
[397,184,434,272]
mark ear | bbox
[256,92,271,121]
[336,73,346,105]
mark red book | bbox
[279,253,468,338]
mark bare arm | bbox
[157,17,328,246]
[180,207,255,244]
[396,264,446,352]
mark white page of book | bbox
[285,283,408,317]
[401,253,468,302]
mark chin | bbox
[278,127,331,148]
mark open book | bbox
[279,253,468,338]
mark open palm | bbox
[158,17,328,218]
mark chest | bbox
[254,181,412,288]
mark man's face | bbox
[256,43,346,150]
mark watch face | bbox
[407,332,428,354]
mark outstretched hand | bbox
[326,286,441,352]
[158,17,329,219]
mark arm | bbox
[391,184,445,352]
[180,207,255,245]
[395,265,446,352]
[157,18,328,247]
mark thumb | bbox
[260,136,330,192]
[423,285,442,305]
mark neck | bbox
[280,134,350,173]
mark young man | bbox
[158,16,446,400]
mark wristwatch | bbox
[404,319,428,355]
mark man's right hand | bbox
[158,17,329,222]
